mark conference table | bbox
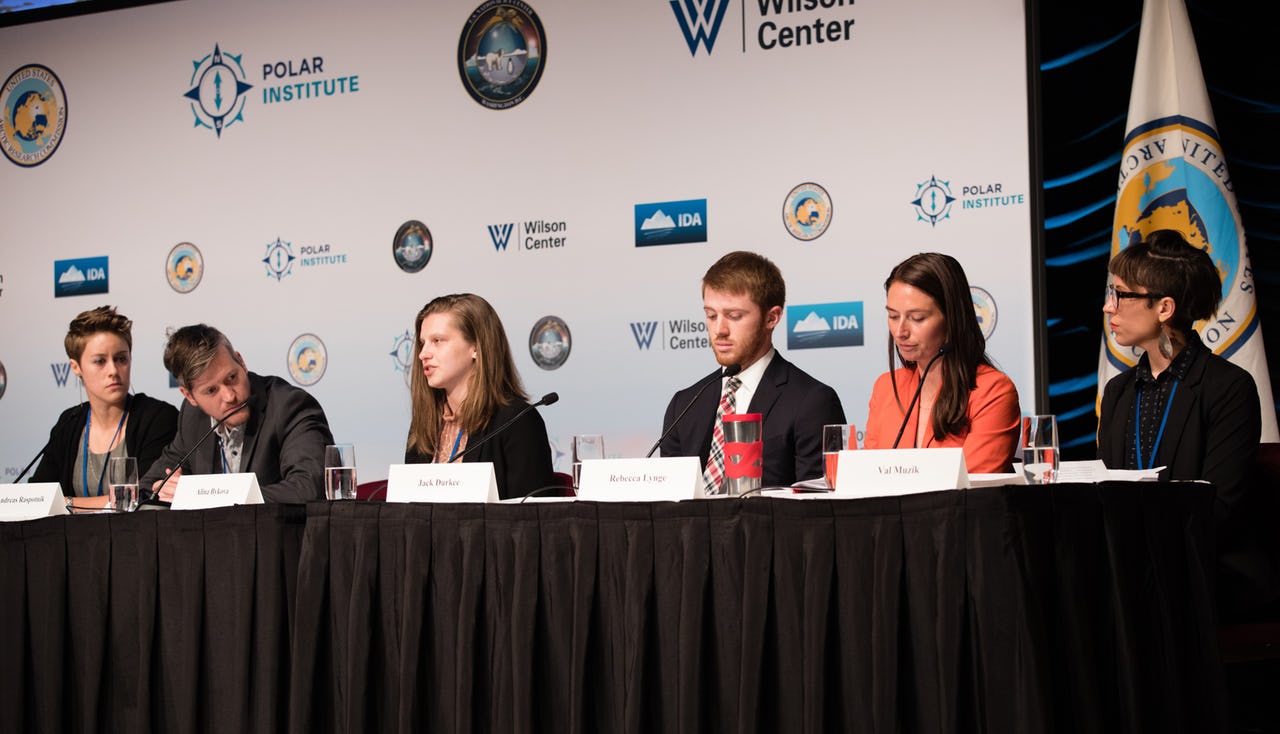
[0,482,1226,733]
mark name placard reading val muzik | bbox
[831,448,969,498]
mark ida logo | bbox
[53,256,108,298]
[786,301,863,349]
[635,199,707,247]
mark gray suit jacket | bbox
[140,372,334,503]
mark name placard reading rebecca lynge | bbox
[575,457,703,502]
[171,473,264,510]
[0,483,68,521]
[830,448,970,498]
[385,463,499,503]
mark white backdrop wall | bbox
[0,0,1035,482]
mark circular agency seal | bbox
[1108,118,1253,368]
[393,220,433,273]
[287,333,328,387]
[1,64,67,168]
[783,182,832,241]
[970,286,998,340]
[166,242,204,293]
[528,315,570,370]
[457,1,547,110]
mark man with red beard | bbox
[660,251,845,492]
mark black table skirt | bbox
[0,484,1226,733]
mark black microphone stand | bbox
[892,347,948,449]
[645,364,742,458]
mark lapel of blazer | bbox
[746,352,788,421]
[690,368,724,460]
[1107,371,1139,468]
[1157,348,1206,467]
[239,373,268,472]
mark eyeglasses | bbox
[1104,283,1165,309]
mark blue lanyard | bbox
[81,398,129,497]
[1134,378,1179,470]
[216,435,230,473]
[447,427,465,462]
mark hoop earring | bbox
[1158,326,1174,359]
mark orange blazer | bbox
[863,363,1020,474]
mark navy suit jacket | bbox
[660,353,845,486]
[139,372,334,503]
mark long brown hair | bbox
[406,294,528,457]
[884,253,991,441]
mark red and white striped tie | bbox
[703,376,742,495]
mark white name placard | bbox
[386,463,499,503]
[171,473,264,510]
[0,483,68,521]
[831,448,969,498]
[575,457,703,502]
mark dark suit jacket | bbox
[31,393,178,497]
[1098,346,1260,521]
[405,398,556,500]
[139,372,334,503]
[660,352,846,486]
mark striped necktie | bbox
[703,376,742,495]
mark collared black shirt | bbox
[1122,333,1203,470]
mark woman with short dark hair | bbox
[31,306,177,506]
[1098,229,1260,506]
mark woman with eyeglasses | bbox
[1098,229,1260,509]
[31,306,178,507]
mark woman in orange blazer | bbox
[863,253,1021,473]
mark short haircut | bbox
[1109,229,1222,329]
[64,305,132,361]
[162,324,237,389]
[701,251,786,312]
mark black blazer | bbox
[1098,346,1260,520]
[405,398,556,500]
[138,372,334,503]
[31,393,179,497]
[660,352,846,487]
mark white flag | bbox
[1099,0,1278,441]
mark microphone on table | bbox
[146,401,250,502]
[452,392,559,463]
[645,364,742,459]
[892,345,948,449]
[14,442,49,483]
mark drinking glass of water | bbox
[822,424,857,490]
[325,444,358,500]
[107,456,138,512]
[1021,415,1059,484]
[571,434,605,488]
